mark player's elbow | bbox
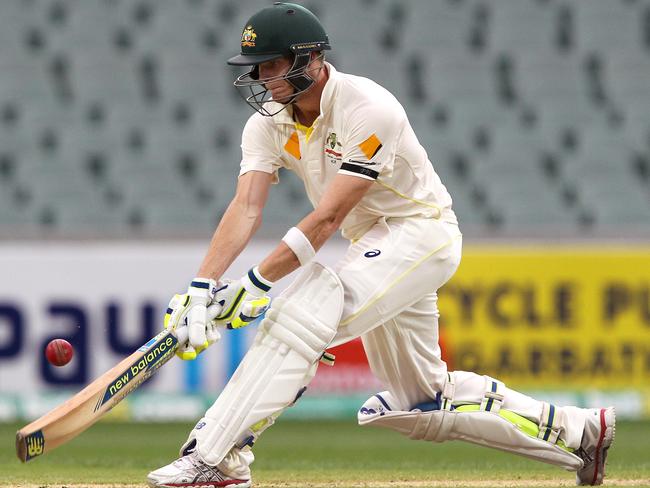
[232,191,264,218]
[227,197,264,230]
[232,171,272,221]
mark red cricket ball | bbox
[45,339,74,367]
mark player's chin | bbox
[270,90,295,104]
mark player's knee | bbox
[261,262,343,363]
[263,298,336,363]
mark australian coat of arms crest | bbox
[241,26,257,47]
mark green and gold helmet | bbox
[227,2,331,116]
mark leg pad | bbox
[358,380,583,471]
[184,263,344,466]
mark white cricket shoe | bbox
[575,407,616,486]
[147,451,251,488]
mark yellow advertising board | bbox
[437,246,650,389]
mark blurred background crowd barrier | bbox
[1,0,649,422]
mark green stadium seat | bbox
[0,61,54,100]
[623,104,650,149]
[560,151,641,209]
[1,0,649,238]
[577,125,640,160]
[604,49,650,105]
[447,99,514,137]
[112,163,200,208]
[427,55,497,101]
[574,0,642,53]
[136,200,220,236]
[479,169,576,231]
[400,0,474,50]
[537,100,607,152]
[44,199,128,236]
[576,177,650,231]
[262,185,314,227]
[69,56,142,104]
[486,126,548,164]
[514,55,591,105]
[440,173,487,228]
[487,0,558,55]
[0,194,39,236]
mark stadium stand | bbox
[0,0,649,238]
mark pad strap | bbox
[538,402,561,444]
[441,372,455,411]
[480,376,505,413]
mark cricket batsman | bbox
[148,3,615,487]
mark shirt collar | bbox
[270,62,339,126]
[318,62,338,116]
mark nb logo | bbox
[364,249,381,258]
[195,421,207,430]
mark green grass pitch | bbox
[1,420,649,487]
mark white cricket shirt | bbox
[239,63,458,241]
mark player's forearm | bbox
[197,199,262,279]
[258,208,339,282]
[258,173,372,282]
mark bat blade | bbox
[16,329,178,462]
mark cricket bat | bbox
[16,329,178,462]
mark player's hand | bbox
[212,266,273,330]
[164,278,221,360]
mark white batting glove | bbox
[164,278,221,361]
[212,266,273,330]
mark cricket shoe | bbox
[147,451,251,488]
[575,407,616,485]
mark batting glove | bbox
[164,278,221,360]
[212,266,273,330]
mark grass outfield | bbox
[1,420,649,487]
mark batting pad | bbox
[187,262,344,466]
[358,389,583,471]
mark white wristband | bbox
[282,227,316,266]
[242,266,273,296]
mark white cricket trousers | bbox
[217,216,588,477]
[330,216,587,449]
